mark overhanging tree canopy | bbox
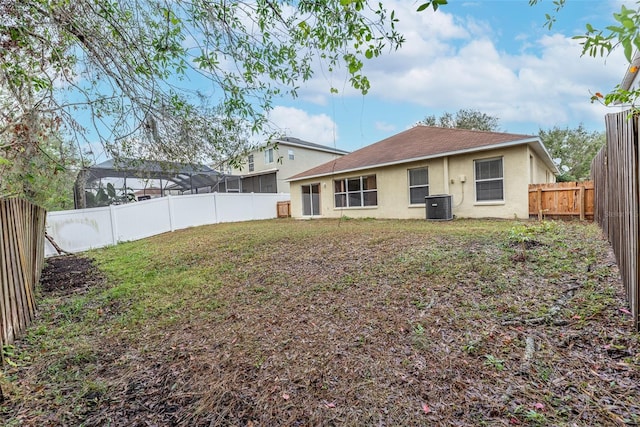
[1,0,405,167]
[416,109,501,132]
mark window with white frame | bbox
[408,167,429,204]
[475,157,504,201]
[334,175,377,207]
[248,154,254,172]
[288,149,295,160]
[264,148,274,164]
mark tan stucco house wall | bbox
[288,127,557,220]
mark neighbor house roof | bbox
[273,136,349,155]
[288,126,559,181]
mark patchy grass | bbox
[1,218,639,426]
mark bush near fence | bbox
[592,110,639,331]
[0,198,47,354]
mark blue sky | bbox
[263,1,631,153]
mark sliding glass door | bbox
[301,184,320,216]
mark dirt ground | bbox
[2,220,640,426]
[39,255,106,294]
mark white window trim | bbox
[333,206,378,211]
[288,149,295,160]
[334,175,378,208]
[408,167,429,205]
[248,154,254,172]
[474,201,506,206]
[301,183,321,216]
[264,148,274,164]
[474,157,504,203]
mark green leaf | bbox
[107,183,117,199]
[435,0,448,8]
[622,18,635,29]
[416,3,430,12]
[623,38,633,62]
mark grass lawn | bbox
[1,218,639,426]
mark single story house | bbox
[287,126,558,219]
[230,137,349,193]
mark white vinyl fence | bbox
[45,192,290,256]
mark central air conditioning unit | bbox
[425,194,453,221]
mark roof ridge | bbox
[288,126,546,181]
[271,136,349,154]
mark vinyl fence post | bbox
[109,204,118,245]
[212,192,218,224]
[167,195,175,232]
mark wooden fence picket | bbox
[528,181,594,220]
[0,198,47,352]
[592,111,640,331]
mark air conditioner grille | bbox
[425,194,453,220]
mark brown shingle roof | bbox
[288,126,541,181]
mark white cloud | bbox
[375,121,396,131]
[300,93,329,106]
[268,106,339,145]
[294,1,627,133]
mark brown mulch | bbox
[39,255,106,295]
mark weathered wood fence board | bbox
[0,198,46,354]
[528,181,594,220]
[592,111,639,331]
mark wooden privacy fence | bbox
[528,181,594,220]
[0,198,47,354]
[592,110,639,331]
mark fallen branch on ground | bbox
[519,335,536,374]
[45,233,73,256]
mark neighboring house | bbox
[287,126,558,219]
[231,137,349,193]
